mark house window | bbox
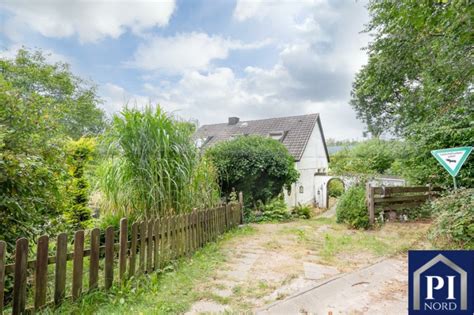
[195,136,213,148]
[268,131,287,142]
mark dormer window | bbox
[269,131,287,142]
[195,136,213,148]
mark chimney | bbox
[228,117,240,125]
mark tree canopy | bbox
[350,0,473,187]
[1,49,106,138]
[351,0,472,137]
[0,50,106,248]
[205,135,299,208]
[329,139,406,176]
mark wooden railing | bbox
[0,201,243,314]
[366,184,442,224]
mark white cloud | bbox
[1,0,176,43]
[128,32,271,73]
[127,65,365,139]
[100,0,369,140]
[233,0,318,22]
[233,0,263,21]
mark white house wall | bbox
[284,122,329,207]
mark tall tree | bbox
[1,49,106,138]
[351,0,473,187]
[0,49,106,248]
[351,0,473,136]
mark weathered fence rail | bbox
[366,184,442,224]
[0,200,243,314]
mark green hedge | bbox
[336,185,369,229]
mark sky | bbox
[0,0,370,140]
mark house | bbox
[194,114,330,207]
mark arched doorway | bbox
[326,177,345,210]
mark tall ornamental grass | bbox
[98,107,220,219]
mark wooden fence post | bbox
[129,222,138,278]
[34,235,49,309]
[12,238,28,315]
[191,210,197,253]
[160,217,168,267]
[163,217,171,264]
[239,191,244,224]
[169,217,175,260]
[198,211,203,247]
[178,215,184,257]
[192,211,198,251]
[104,226,115,289]
[54,233,67,305]
[185,214,190,256]
[139,221,146,273]
[89,228,100,291]
[147,220,154,273]
[366,183,375,225]
[72,230,85,301]
[0,241,6,314]
[205,210,209,243]
[154,219,160,270]
[119,218,128,281]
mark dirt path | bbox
[186,209,430,314]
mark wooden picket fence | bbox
[0,200,243,314]
[366,184,442,224]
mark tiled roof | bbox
[194,113,328,161]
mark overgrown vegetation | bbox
[428,189,474,249]
[329,139,406,176]
[206,135,299,210]
[328,179,344,198]
[350,0,473,187]
[98,107,220,219]
[249,198,291,223]
[0,50,105,252]
[291,203,312,219]
[336,185,369,229]
[65,137,96,229]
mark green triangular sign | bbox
[431,146,472,177]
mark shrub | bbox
[251,198,291,222]
[328,180,344,198]
[206,135,299,209]
[336,185,369,229]
[65,137,96,229]
[292,203,312,219]
[428,189,474,249]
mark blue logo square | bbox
[409,250,474,315]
